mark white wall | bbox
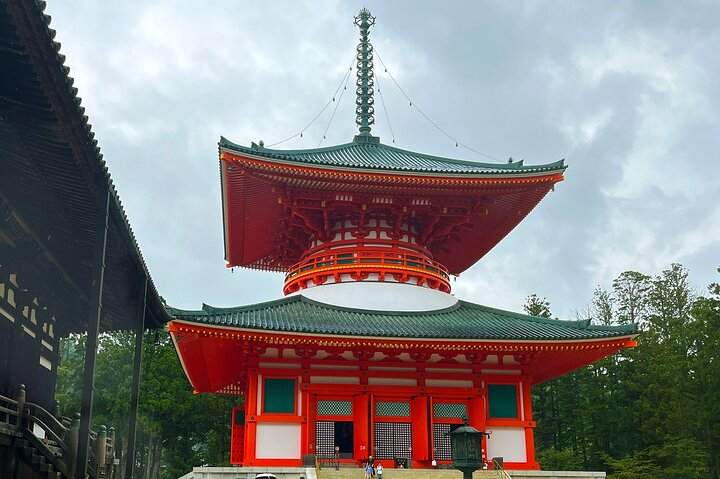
[296,282,457,312]
[255,423,301,459]
[486,427,527,462]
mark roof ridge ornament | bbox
[353,8,379,144]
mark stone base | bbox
[179,467,317,479]
[508,472,604,479]
[177,467,604,479]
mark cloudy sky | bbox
[46,1,719,319]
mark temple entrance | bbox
[335,421,354,458]
[316,420,354,459]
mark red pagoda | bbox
[168,9,636,471]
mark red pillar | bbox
[305,392,316,457]
[410,396,429,467]
[522,379,539,469]
[468,391,487,463]
[354,394,370,464]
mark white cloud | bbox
[573,32,710,199]
[560,108,614,146]
[42,1,720,316]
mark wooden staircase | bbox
[13,433,62,477]
[0,385,116,478]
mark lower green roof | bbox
[167,296,636,341]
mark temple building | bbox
[168,9,637,471]
[1,1,170,477]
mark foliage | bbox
[604,450,661,479]
[604,438,709,479]
[531,264,719,479]
[57,330,241,478]
[523,293,552,318]
[536,447,585,471]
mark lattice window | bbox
[374,422,411,459]
[318,400,352,416]
[433,423,453,460]
[316,421,335,458]
[433,403,467,419]
[375,401,410,417]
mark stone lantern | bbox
[450,415,490,479]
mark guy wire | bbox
[267,55,355,148]
[374,49,503,163]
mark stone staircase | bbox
[317,468,503,479]
[178,467,606,479]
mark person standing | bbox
[376,462,383,479]
[365,462,374,479]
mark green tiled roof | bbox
[167,296,636,341]
[220,137,566,176]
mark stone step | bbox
[318,469,500,479]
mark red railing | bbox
[284,246,451,294]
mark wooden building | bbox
[1,0,170,477]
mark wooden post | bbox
[97,425,107,477]
[109,427,116,479]
[124,277,147,479]
[75,188,110,479]
[67,413,80,478]
[16,384,25,427]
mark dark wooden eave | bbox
[0,0,170,332]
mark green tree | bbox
[533,264,715,475]
[604,450,661,479]
[612,271,651,325]
[523,293,552,318]
[56,330,242,478]
[688,274,720,479]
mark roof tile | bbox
[220,137,566,175]
[168,295,636,341]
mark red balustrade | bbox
[284,246,451,295]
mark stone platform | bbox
[178,467,605,479]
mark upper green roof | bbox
[168,295,636,341]
[220,137,566,176]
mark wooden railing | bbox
[317,452,340,470]
[0,384,115,478]
[0,389,22,430]
[492,458,512,479]
[284,246,451,294]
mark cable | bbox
[374,70,396,145]
[267,55,355,148]
[374,49,503,163]
[318,66,353,147]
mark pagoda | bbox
[168,9,636,471]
